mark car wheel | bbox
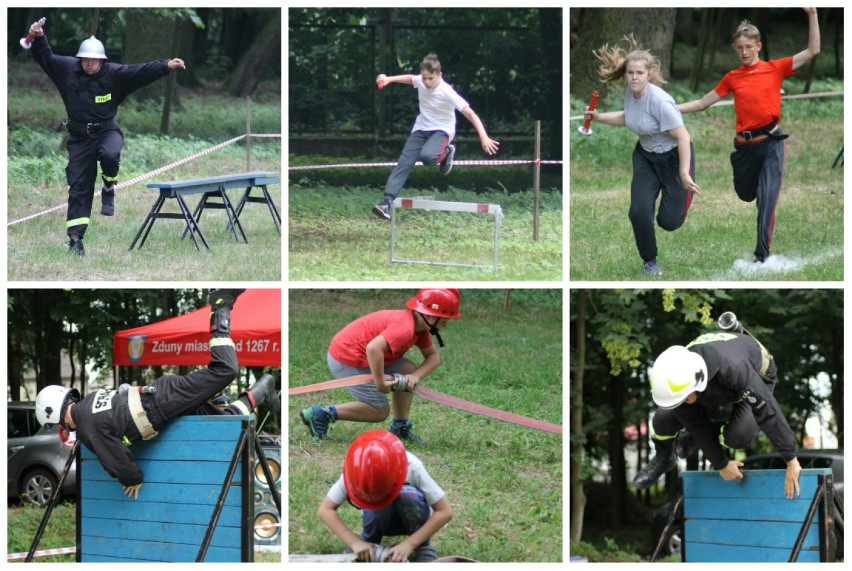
[21,468,58,507]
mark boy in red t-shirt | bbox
[678,8,820,263]
[300,289,461,445]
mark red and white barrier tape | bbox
[569,90,844,121]
[8,546,76,560]
[8,133,281,227]
[289,375,561,435]
[289,159,562,171]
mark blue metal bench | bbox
[77,416,254,562]
[129,171,280,251]
[679,469,838,562]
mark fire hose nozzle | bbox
[718,311,743,333]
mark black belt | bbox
[64,117,118,136]
[737,121,788,141]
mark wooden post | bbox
[246,97,252,171]
[533,120,541,241]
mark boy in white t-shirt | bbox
[372,53,500,219]
[317,430,453,562]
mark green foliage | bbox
[289,290,562,562]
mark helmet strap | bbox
[421,314,445,347]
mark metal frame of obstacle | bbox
[652,468,842,563]
[390,197,504,269]
[76,416,255,563]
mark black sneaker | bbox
[101,185,115,216]
[439,144,456,175]
[389,419,427,446]
[754,255,766,264]
[67,237,85,257]
[372,201,391,220]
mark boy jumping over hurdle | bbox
[372,53,500,220]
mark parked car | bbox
[7,401,77,506]
[651,449,844,559]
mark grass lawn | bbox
[569,79,843,281]
[289,184,562,281]
[288,289,563,562]
[7,138,281,281]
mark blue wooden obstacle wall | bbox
[76,416,254,562]
[682,468,832,562]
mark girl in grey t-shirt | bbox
[583,35,700,276]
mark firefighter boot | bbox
[101,185,115,216]
[209,289,245,336]
[633,438,677,489]
[241,374,280,415]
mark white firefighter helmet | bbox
[650,346,708,409]
[76,36,107,59]
[35,385,80,427]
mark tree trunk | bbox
[33,291,62,391]
[225,12,281,97]
[123,11,176,102]
[609,373,626,527]
[570,8,676,101]
[8,291,24,401]
[570,290,587,544]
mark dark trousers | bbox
[384,130,450,201]
[730,136,786,259]
[65,128,123,237]
[149,344,239,428]
[629,141,695,263]
[652,360,778,450]
[361,485,431,545]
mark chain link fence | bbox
[289,10,562,156]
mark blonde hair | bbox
[593,34,667,86]
[732,19,761,44]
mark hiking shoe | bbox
[643,260,661,276]
[300,406,335,439]
[372,201,391,220]
[101,185,115,216]
[390,419,427,446]
[67,237,85,257]
[439,144,456,175]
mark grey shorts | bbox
[327,352,413,410]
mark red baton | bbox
[578,90,599,136]
[20,17,46,50]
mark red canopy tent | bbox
[113,289,281,367]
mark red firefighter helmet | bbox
[405,288,461,319]
[343,430,408,510]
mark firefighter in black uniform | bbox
[633,321,802,499]
[27,20,186,256]
[34,289,279,499]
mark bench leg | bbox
[261,185,281,235]
[130,196,166,251]
[220,188,248,244]
[177,194,210,251]
[181,193,209,241]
